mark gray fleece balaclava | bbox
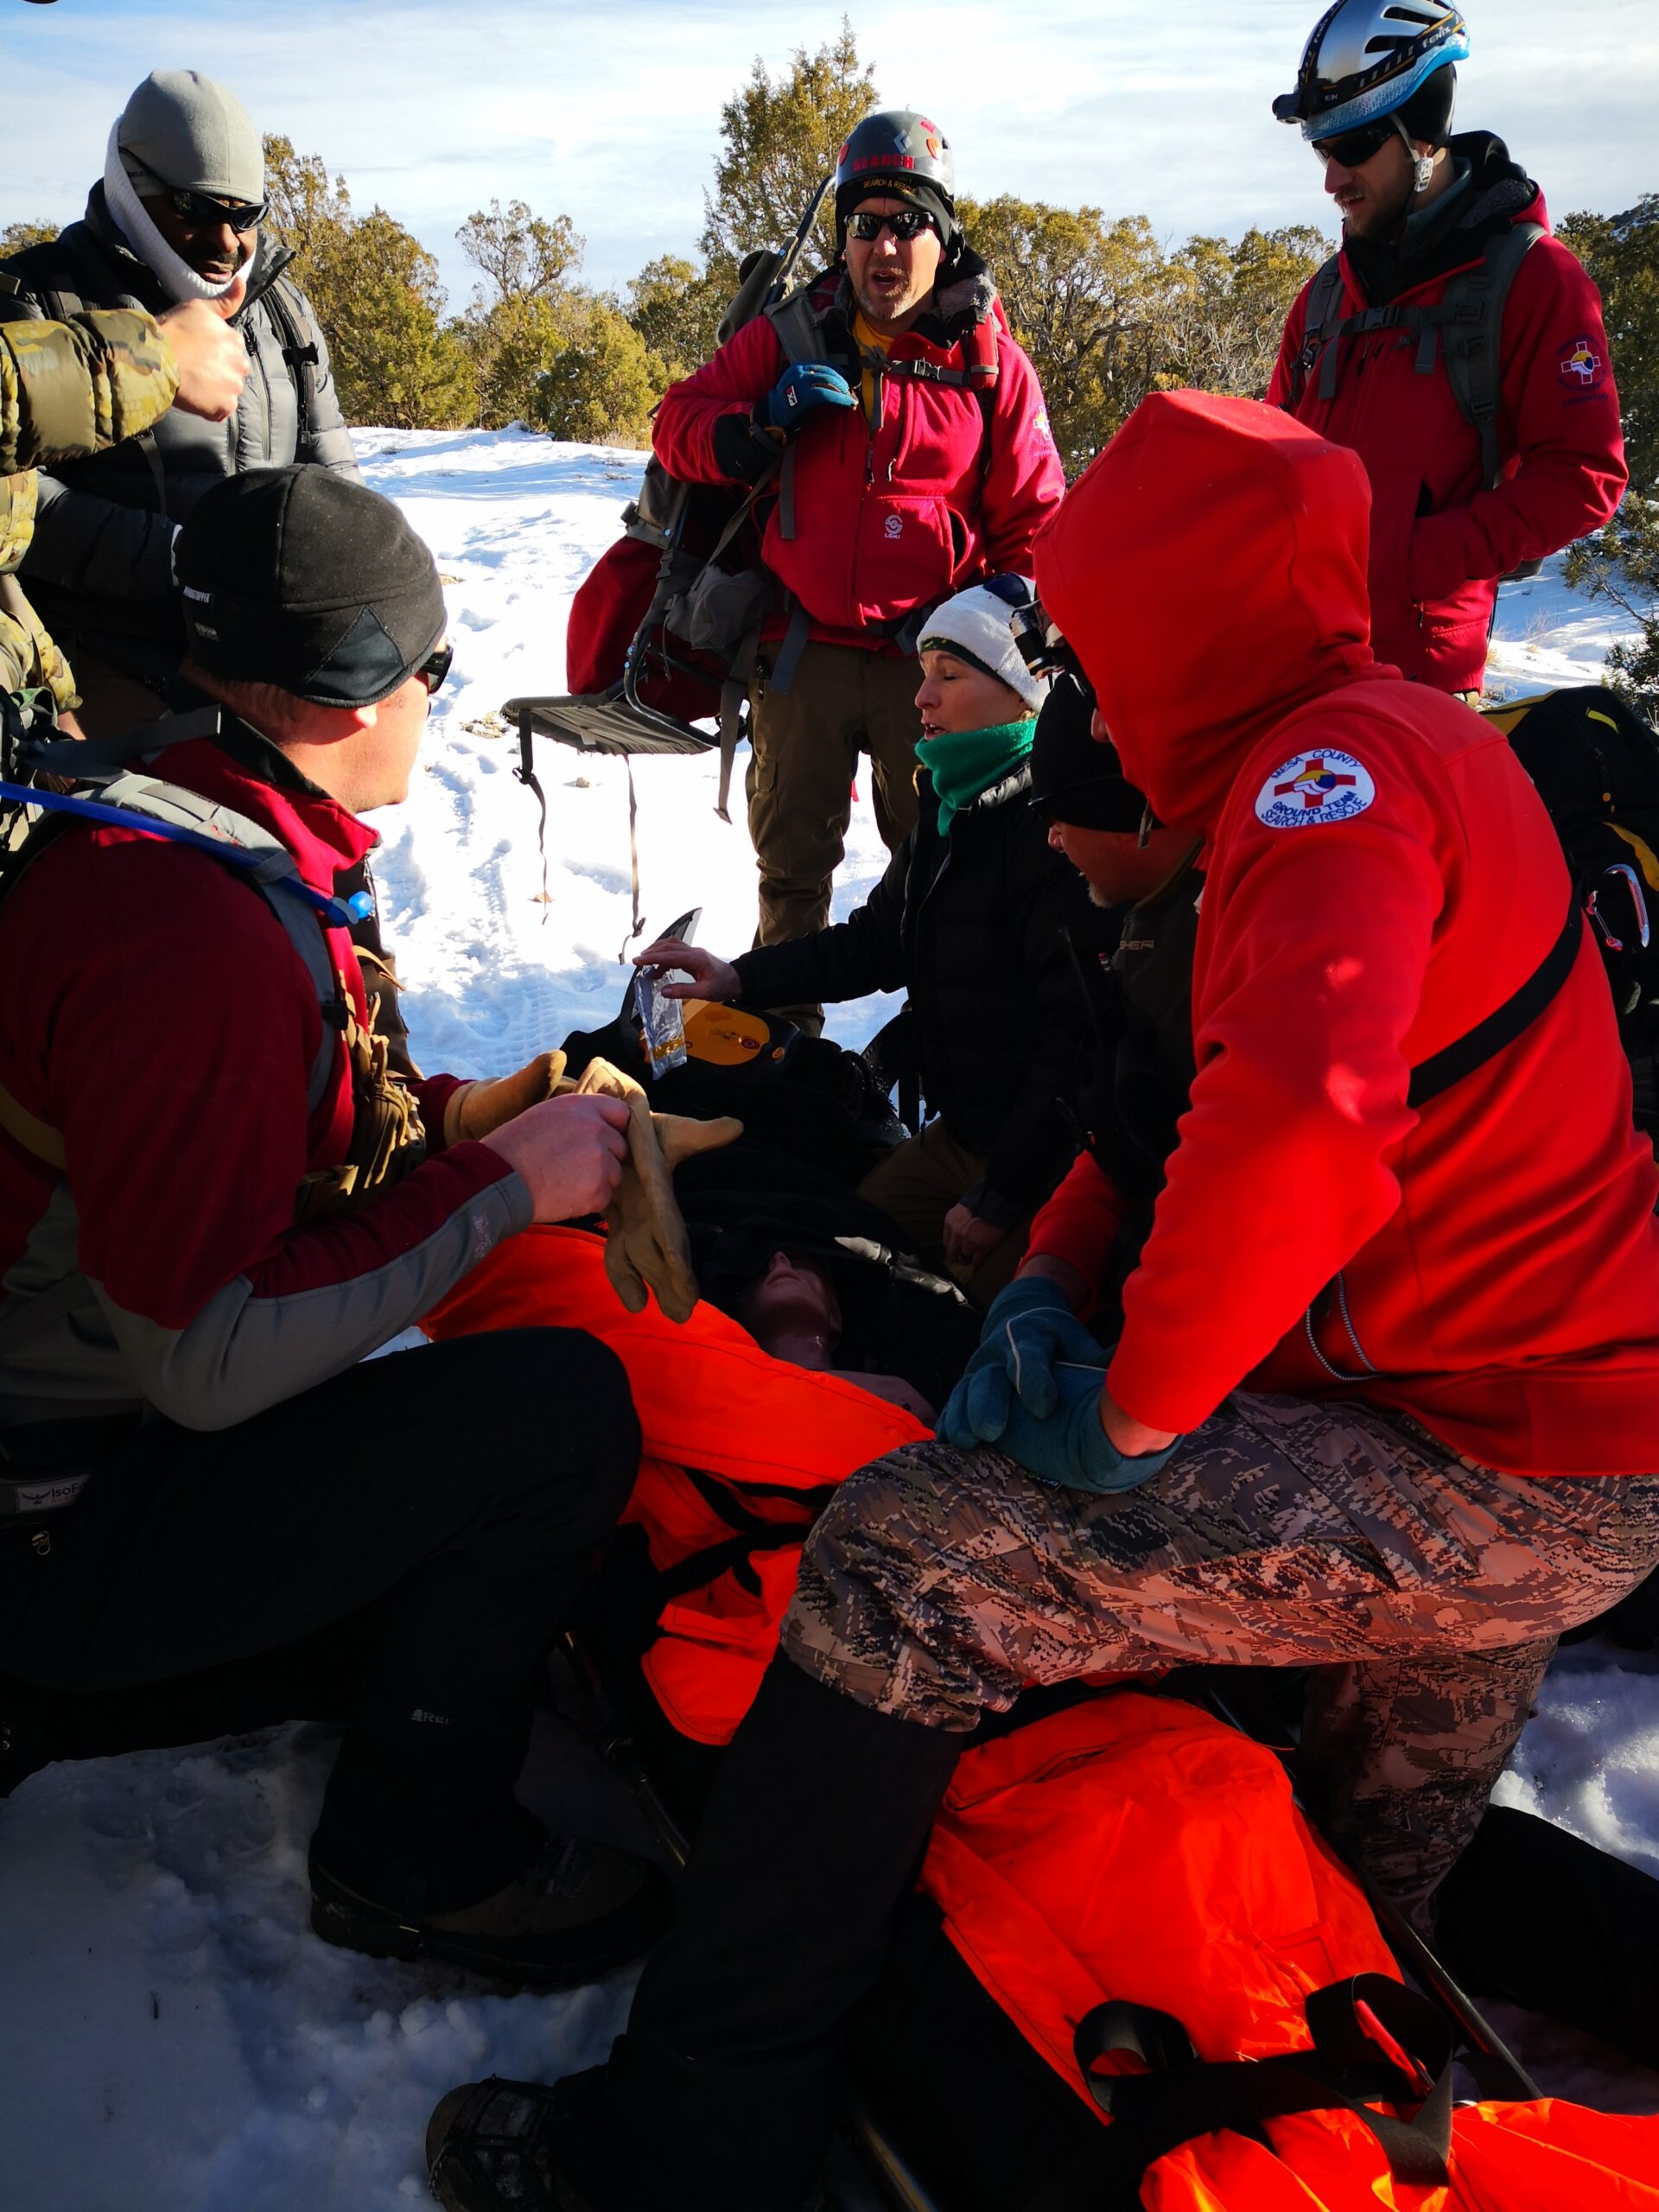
[105,73,264,302]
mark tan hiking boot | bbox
[310,1834,672,1987]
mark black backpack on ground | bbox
[1483,684,1659,1137]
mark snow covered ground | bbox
[2,427,1656,2210]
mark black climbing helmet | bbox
[834,109,958,251]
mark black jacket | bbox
[0,188,359,684]
[1345,131,1541,309]
[733,766,1109,1215]
[1077,848,1204,1216]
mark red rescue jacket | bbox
[424,1224,927,1745]
[1268,145,1625,694]
[1033,391,1659,1476]
[652,274,1063,651]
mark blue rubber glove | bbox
[764,361,857,433]
[995,1361,1182,1497]
[938,1276,1107,1450]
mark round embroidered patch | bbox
[1254,748,1376,830]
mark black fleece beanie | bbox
[175,467,447,707]
[1027,672,1148,832]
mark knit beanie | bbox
[918,575,1049,713]
[1027,673,1148,832]
[115,71,264,203]
[175,469,447,709]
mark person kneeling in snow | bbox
[427,393,1659,2210]
[0,466,673,1988]
[632,576,1109,1307]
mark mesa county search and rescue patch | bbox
[1254,749,1378,830]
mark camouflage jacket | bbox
[1,308,177,703]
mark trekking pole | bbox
[553,1631,690,1871]
[846,2093,949,2212]
[1192,1677,1540,2102]
[767,175,834,308]
[1351,1876,1539,2102]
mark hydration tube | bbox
[0,779,370,931]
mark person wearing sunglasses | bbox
[0,69,359,739]
[652,109,1063,1021]
[1268,2,1624,702]
[0,464,674,1992]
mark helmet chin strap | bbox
[1394,113,1437,198]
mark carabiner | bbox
[1587,861,1650,956]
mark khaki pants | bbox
[856,1120,1030,1308]
[747,640,922,976]
[783,1396,1659,1916]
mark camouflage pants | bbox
[783,1394,1659,1915]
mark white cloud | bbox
[4,0,1655,305]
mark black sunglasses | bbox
[1312,118,1400,170]
[416,641,454,696]
[847,207,937,244]
[130,154,266,232]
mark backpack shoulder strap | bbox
[0,753,349,1119]
[1305,254,1348,344]
[262,275,320,451]
[1287,254,1347,408]
[1437,221,1546,488]
[765,285,833,369]
[11,226,128,328]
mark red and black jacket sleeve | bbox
[16,838,531,1431]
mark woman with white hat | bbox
[635,575,1107,1306]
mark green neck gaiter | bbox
[917,717,1035,836]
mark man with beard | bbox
[652,110,1063,1020]
[1268,3,1624,699]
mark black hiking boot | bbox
[424,1656,963,2209]
[309,1832,671,1988]
[427,2075,594,2212]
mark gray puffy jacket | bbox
[0,186,359,683]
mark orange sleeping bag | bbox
[424,1224,926,1743]
[919,1694,1659,2209]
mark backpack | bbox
[852,1690,1659,2211]
[1482,684,1659,1137]
[1288,223,1546,579]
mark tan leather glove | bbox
[444,1050,567,1145]
[568,1058,741,1322]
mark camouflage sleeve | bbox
[0,308,179,473]
[0,473,76,704]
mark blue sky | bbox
[4,0,1656,308]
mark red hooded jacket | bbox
[652,274,1063,651]
[1033,391,1659,1477]
[1268,150,1625,695]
